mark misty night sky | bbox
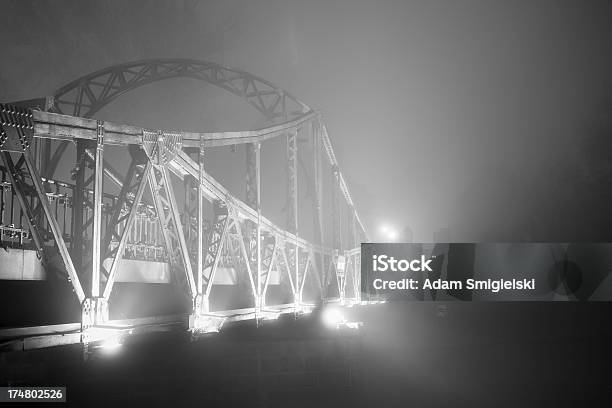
[2,0,612,242]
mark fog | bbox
[2,0,612,242]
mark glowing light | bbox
[379,223,399,242]
[83,326,128,354]
[322,307,345,329]
[99,337,122,354]
[322,306,364,330]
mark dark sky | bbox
[2,0,612,242]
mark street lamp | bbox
[379,224,398,242]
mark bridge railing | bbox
[0,165,167,262]
[0,166,32,247]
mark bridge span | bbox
[0,59,370,351]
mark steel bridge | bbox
[0,59,369,350]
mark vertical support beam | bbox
[255,142,262,312]
[286,131,299,306]
[354,252,361,303]
[36,98,53,229]
[294,246,301,305]
[90,121,104,298]
[197,140,205,297]
[331,165,345,301]
[313,119,325,298]
[313,119,323,244]
[286,131,298,235]
[246,143,258,210]
[246,142,259,312]
[332,166,342,252]
[351,209,360,302]
[40,139,51,178]
[182,175,198,251]
[71,141,88,271]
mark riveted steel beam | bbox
[90,121,104,298]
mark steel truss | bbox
[0,59,368,345]
[143,130,196,300]
[0,104,85,304]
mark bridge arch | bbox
[51,58,309,121]
[39,58,367,244]
[45,59,313,181]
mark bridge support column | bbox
[189,139,229,333]
[71,140,91,277]
[354,252,362,303]
[81,121,108,328]
[81,297,108,329]
[254,142,263,318]
[313,119,325,300]
[190,289,225,333]
[245,142,257,303]
[197,139,206,301]
[246,143,258,213]
[335,250,347,303]
[286,131,300,310]
[351,212,362,303]
[91,121,104,299]
[331,166,346,303]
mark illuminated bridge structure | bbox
[0,59,369,350]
